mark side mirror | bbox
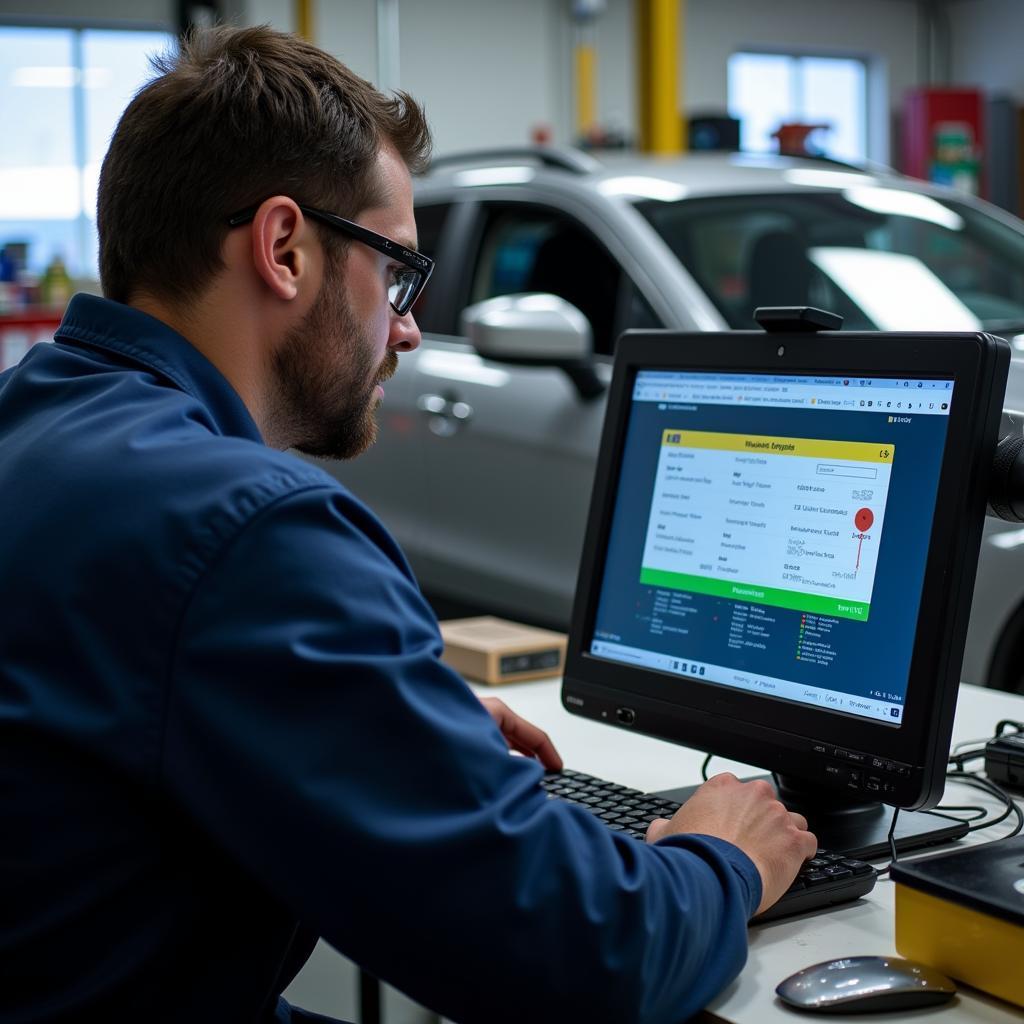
[460,293,605,400]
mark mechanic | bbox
[0,25,817,1024]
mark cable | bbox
[951,735,994,756]
[700,753,712,781]
[875,806,901,878]
[930,803,988,822]
[940,717,1024,842]
[945,769,1024,838]
[995,719,1024,737]
[947,746,987,771]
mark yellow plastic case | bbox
[892,837,1024,1008]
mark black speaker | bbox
[688,114,741,152]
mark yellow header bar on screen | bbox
[661,429,894,463]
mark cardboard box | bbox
[440,616,567,685]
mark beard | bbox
[269,273,397,461]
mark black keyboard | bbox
[541,768,877,923]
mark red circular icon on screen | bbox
[855,508,874,532]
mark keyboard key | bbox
[840,859,874,876]
[802,870,831,885]
[822,866,853,880]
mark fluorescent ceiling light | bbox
[808,247,981,331]
[783,168,878,189]
[597,176,688,201]
[452,166,535,187]
[843,186,964,231]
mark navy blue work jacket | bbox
[0,294,760,1023]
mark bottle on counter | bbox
[39,254,72,309]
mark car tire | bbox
[986,600,1024,694]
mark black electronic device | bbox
[562,317,1009,860]
[984,720,1024,790]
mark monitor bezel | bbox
[563,329,1008,812]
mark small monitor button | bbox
[615,707,637,726]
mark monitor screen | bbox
[588,370,954,728]
[563,327,1008,858]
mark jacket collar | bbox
[55,293,264,444]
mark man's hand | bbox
[480,696,563,772]
[646,773,817,917]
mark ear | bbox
[248,197,316,301]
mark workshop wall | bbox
[684,0,919,164]
[1,0,1006,166]
[949,0,1024,102]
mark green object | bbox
[638,567,870,621]
[40,255,72,308]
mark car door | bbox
[410,199,662,627]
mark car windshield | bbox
[637,188,1024,335]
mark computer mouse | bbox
[776,955,957,1013]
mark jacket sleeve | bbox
[162,485,761,1024]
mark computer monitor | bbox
[563,326,1009,859]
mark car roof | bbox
[414,146,948,202]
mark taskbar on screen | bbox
[589,639,904,725]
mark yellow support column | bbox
[635,0,684,154]
[575,33,597,142]
[295,0,314,41]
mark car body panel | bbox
[321,149,1024,691]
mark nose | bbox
[389,309,421,352]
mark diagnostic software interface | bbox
[589,370,954,726]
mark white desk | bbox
[472,679,1024,1024]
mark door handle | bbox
[417,393,473,435]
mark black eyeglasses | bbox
[227,203,434,317]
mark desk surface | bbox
[472,679,1024,1024]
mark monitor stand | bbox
[653,773,968,861]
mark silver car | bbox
[324,147,1024,694]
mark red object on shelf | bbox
[0,308,63,371]
[902,87,985,196]
[772,123,831,158]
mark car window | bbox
[468,205,656,355]
[410,201,451,333]
[638,192,1024,333]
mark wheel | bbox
[986,601,1024,694]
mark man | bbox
[0,25,816,1024]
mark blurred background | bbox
[0,0,1020,295]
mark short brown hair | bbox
[97,25,431,306]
